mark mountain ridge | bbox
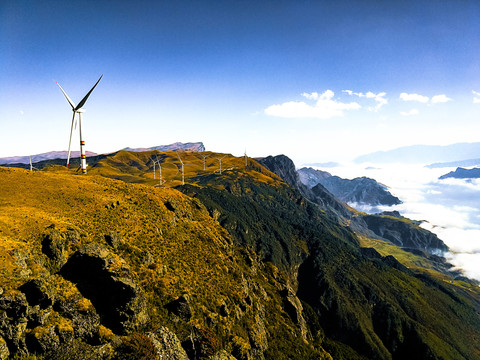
[297,167,401,207]
[355,142,480,164]
[0,142,205,166]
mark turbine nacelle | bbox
[76,109,86,113]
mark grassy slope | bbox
[0,166,324,359]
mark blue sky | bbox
[1,0,480,164]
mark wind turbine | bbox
[216,155,226,175]
[56,75,103,174]
[151,155,164,185]
[201,153,210,171]
[176,152,186,185]
[244,149,248,169]
[29,156,38,171]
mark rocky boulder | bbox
[60,243,148,334]
[165,294,192,320]
[148,326,189,360]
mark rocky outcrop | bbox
[259,155,351,220]
[298,167,401,206]
[0,292,29,356]
[165,294,192,321]
[297,167,332,189]
[60,244,148,334]
[360,215,448,253]
[439,167,480,179]
[148,326,189,360]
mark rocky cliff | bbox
[297,167,401,206]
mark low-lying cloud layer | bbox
[319,163,480,282]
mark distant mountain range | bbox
[355,142,480,164]
[122,142,205,153]
[0,142,205,166]
[426,158,480,168]
[297,167,401,206]
[0,151,99,165]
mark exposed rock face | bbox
[259,155,303,189]
[41,230,68,269]
[0,292,28,355]
[298,167,401,206]
[360,215,448,253]
[165,294,192,320]
[148,326,189,360]
[297,167,332,189]
[280,287,308,340]
[104,232,122,249]
[0,336,9,360]
[60,244,148,334]
[19,278,54,309]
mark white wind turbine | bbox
[216,155,226,175]
[56,75,103,174]
[175,151,196,185]
[176,152,186,185]
[151,155,164,186]
[29,156,38,171]
[201,153,210,171]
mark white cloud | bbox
[400,93,429,103]
[265,90,360,119]
[431,94,452,103]
[473,90,480,104]
[301,92,319,100]
[343,90,388,111]
[401,109,419,116]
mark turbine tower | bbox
[57,75,103,174]
[176,151,185,185]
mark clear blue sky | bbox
[1,0,479,164]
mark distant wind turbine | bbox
[244,149,248,169]
[29,156,38,171]
[201,153,210,171]
[56,75,103,174]
[176,152,186,185]
[151,155,164,185]
[216,155,226,175]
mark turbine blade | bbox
[75,75,103,111]
[66,112,76,167]
[56,81,76,109]
[176,152,184,165]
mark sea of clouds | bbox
[317,163,480,282]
